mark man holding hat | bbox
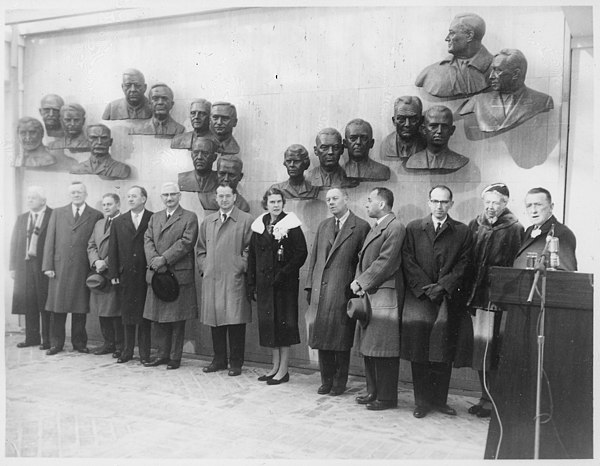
[143,182,198,369]
[350,187,405,410]
[87,193,123,357]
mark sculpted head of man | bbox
[39,94,64,131]
[422,106,455,150]
[314,128,344,170]
[393,96,423,141]
[217,154,243,188]
[490,49,528,93]
[190,98,212,132]
[344,119,374,162]
[26,186,47,212]
[121,69,147,106]
[283,144,310,179]
[17,117,45,152]
[445,13,486,59]
[525,187,554,227]
[190,137,218,174]
[86,124,113,157]
[60,103,86,137]
[149,84,175,119]
[210,102,237,140]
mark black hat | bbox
[347,294,371,329]
[86,271,108,294]
[151,269,179,302]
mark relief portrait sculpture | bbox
[47,103,91,152]
[210,102,240,156]
[306,128,358,189]
[39,94,64,138]
[405,105,469,172]
[16,117,56,168]
[342,119,390,181]
[171,98,214,149]
[102,68,153,120]
[198,154,251,213]
[70,124,131,180]
[129,83,185,138]
[270,144,319,200]
[458,49,554,133]
[415,13,492,98]
[178,137,219,193]
[380,96,426,160]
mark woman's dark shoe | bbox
[476,407,492,418]
[468,404,482,415]
[257,373,276,382]
[267,373,289,385]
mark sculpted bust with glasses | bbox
[270,144,319,200]
[380,96,426,160]
[342,119,390,181]
[406,106,469,172]
[103,68,153,120]
[306,128,358,189]
[178,137,219,193]
[171,98,214,149]
[459,49,554,133]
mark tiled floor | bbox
[5,332,489,460]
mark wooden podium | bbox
[484,267,593,459]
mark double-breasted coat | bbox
[354,213,406,358]
[306,211,370,351]
[197,206,253,326]
[107,209,153,325]
[10,207,52,316]
[247,212,308,348]
[400,215,472,363]
[87,216,120,317]
[143,205,199,323]
[42,204,103,314]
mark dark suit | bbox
[401,215,472,409]
[10,207,53,346]
[108,209,154,360]
[306,211,370,391]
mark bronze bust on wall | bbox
[306,128,358,189]
[171,98,214,149]
[178,137,219,193]
[102,68,153,120]
[380,96,426,160]
[16,117,56,168]
[342,119,390,181]
[129,83,185,138]
[39,94,64,138]
[270,144,319,200]
[47,103,91,152]
[210,102,240,156]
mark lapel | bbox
[326,212,355,262]
[134,209,152,239]
[72,204,91,231]
[361,213,395,254]
[99,218,112,246]
[160,205,182,234]
[517,216,555,255]
[38,207,52,235]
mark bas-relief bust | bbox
[16,117,55,168]
[415,13,492,98]
[129,83,185,138]
[270,144,319,200]
[102,68,153,120]
[341,119,390,181]
[306,128,358,189]
[210,102,240,156]
[39,94,64,138]
[380,96,426,160]
[178,137,219,193]
[171,98,215,149]
[198,154,250,212]
[459,49,554,133]
[70,124,131,180]
[47,103,91,152]
[405,105,469,172]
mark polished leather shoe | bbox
[112,351,122,359]
[140,358,151,365]
[317,384,332,395]
[329,387,346,396]
[117,354,132,363]
[92,346,115,355]
[46,347,62,355]
[435,404,457,416]
[355,393,376,405]
[167,360,181,370]
[17,341,39,348]
[476,407,492,418]
[228,368,242,376]
[202,362,227,373]
[257,373,275,381]
[366,400,397,411]
[468,404,482,415]
[144,358,169,367]
[39,344,51,350]
[267,373,289,385]
[75,347,90,354]
[413,406,430,418]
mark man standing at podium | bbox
[513,187,577,271]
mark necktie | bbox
[334,218,340,238]
[27,213,37,239]
[221,213,227,224]
[133,213,140,229]
[166,213,171,220]
[435,222,441,233]
[104,217,112,233]
[74,208,80,222]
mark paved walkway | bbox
[5,332,489,461]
